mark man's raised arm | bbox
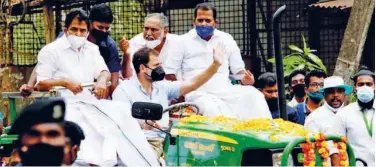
[179,49,223,96]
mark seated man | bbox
[164,3,271,118]
[34,9,159,166]
[112,46,223,158]
[256,72,299,123]
[63,121,85,165]
[20,4,121,97]
[120,13,180,79]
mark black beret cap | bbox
[9,99,66,136]
[351,66,375,82]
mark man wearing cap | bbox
[9,99,67,166]
[332,66,375,166]
[304,76,353,166]
[63,121,85,165]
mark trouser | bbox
[148,138,165,158]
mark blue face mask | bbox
[195,25,215,39]
[308,91,324,103]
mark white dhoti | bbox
[186,85,272,119]
[64,98,159,166]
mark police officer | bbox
[9,99,67,166]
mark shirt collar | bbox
[130,75,159,95]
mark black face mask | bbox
[266,98,279,111]
[145,65,165,81]
[292,84,306,98]
[19,143,65,166]
[91,28,109,42]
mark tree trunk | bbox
[43,4,55,44]
[333,0,375,85]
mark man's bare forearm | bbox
[110,72,119,95]
[180,63,219,96]
[27,68,37,87]
[97,71,111,84]
[35,79,67,91]
[122,54,133,78]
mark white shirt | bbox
[333,102,375,166]
[164,29,245,94]
[36,35,109,98]
[129,33,180,76]
[305,103,340,155]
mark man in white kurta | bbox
[304,76,353,166]
[120,13,181,79]
[164,3,270,118]
[35,9,159,166]
[332,67,375,166]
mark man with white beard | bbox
[120,13,180,79]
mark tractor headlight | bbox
[272,152,294,167]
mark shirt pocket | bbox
[183,49,213,70]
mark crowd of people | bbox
[0,2,374,166]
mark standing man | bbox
[9,99,67,166]
[163,3,270,118]
[296,69,327,124]
[256,72,298,123]
[288,69,307,107]
[120,13,179,79]
[20,4,121,97]
[113,46,223,159]
[87,4,121,96]
[304,76,353,166]
[333,66,375,166]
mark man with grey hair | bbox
[120,13,180,79]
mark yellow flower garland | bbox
[179,115,310,141]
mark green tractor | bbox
[132,102,355,166]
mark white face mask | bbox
[67,34,87,50]
[324,101,344,113]
[357,86,375,103]
[144,31,163,49]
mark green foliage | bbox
[268,35,327,77]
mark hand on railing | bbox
[19,84,34,97]
[64,80,83,95]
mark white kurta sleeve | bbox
[226,36,245,74]
[93,47,110,79]
[164,36,184,75]
[36,48,57,83]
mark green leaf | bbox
[310,49,317,52]
[268,58,275,64]
[307,53,327,72]
[288,45,303,53]
[302,35,310,55]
